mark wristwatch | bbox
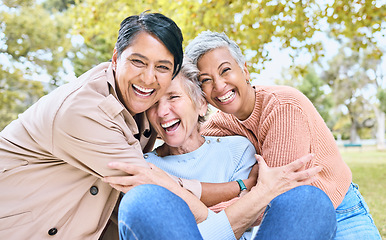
[236,179,247,196]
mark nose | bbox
[157,100,170,117]
[142,67,156,85]
[213,77,226,92]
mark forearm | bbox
[201,181,240,207]
[201,177,256,207]
[225,184,272,239]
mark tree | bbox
[0,0,74,129]
[375,67,386,149]
[68,0,385,71]
[323,0,386,148]
[68,0,330,76]
[1,0,73,86]
[321,45,381,143]
[0,67,45,130]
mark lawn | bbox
[340,146,386,239]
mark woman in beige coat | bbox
[0,11,197,239]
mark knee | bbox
[271,185,335,215]
[292,185,333,207]
[119,184,169,211]
[118,184,189,221]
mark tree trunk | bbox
[350,120,360,143]
[376,110,386,150]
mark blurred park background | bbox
[0,0,385,237]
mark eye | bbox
[169,94,180,100]
[200,78,212,85]
[156,65,172,73]
[221,67,231,75]
[130,59,146,67]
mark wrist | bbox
[236,179,248,197]
[243,178,255,190]
[251,182,275,203]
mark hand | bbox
[252,154,321,199]
[243,162,259,190]
[103,162,178,193]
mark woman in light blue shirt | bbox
[107,57,337,240]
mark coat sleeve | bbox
[52,94,149,178]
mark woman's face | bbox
[197,47,254,120]
[146,76,206,148]
[112,32,174,116]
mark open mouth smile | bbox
[161,119,180,133]
[216,90,235,103]
[133,84,155,97]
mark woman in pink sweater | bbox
[185,31,381,239]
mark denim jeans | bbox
[119,185,337,240]
[255,185,337,240]
[334,183,382,240]
[118,184,203,240]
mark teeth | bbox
[218,90,235,102]
[161,119,180,128]
[133,84,154,96]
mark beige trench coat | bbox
[0,63,159,239]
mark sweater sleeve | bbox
[260,103,312,167]
[230,138,256,181]
[197,210,236,240]
[201,113,236,137]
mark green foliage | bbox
[377,88,386,113]
[326,0,386,51]
[1,1,73,85]
[67,0,329,75]
[0,0,74,129]
[321,44,381,141]
[298,68,334,124]
[0,67,45,130]
[43,0,76,12]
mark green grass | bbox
[340,146,386,239]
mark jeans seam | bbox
[330,225,338,240]
[119,221,139,240]
[336,202,362,213]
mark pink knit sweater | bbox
[202,85,352,208]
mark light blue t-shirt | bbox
[144,135,257,240]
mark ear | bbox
[112,48,118,68]
[243,62,250,82]
[199,98,208,117]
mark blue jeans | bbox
[255,185,337,240]
[334,183,381,240]
[119,185,337,240]
[118,184,203,240]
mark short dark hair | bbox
[115,11,183,78]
